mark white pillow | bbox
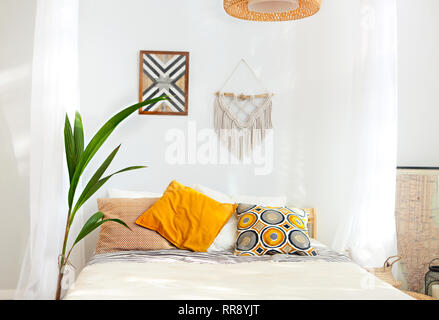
[207,214,239,252]
[231,194,287,207]
[191,184,287,252]
[191,184,233,203]
[191,184,287,206]
[107,188,162,198]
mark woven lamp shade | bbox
[224,0,322,21]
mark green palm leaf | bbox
[81,165,145,206]
[73,111,84,166]
[70,144,146,223]
[70,145,121,219]
[73,211,130,247]
[64,115,76,182]
[67,96,167,209]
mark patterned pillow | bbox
[96,198,175,253]
[234,204,317,256]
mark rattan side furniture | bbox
[402,290,437,300]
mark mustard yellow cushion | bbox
[136,180,237,252]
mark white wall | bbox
[78,0,358,260]
[2,0,439,294]
[397,0,439,166]
[0,0,36,297]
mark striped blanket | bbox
[88,244,350,266]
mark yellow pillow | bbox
[136,180,237,252]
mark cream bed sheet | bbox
[64,259,412,300]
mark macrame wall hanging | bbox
[214,59,273,160]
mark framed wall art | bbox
[139,50,189,115]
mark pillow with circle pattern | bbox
[234,204,317,256]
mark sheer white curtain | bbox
[15,0,81,299]
[333,0,398,267]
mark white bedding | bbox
[64,250,412,300]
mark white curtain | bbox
[332,0,398,267]
[15,0,80,299]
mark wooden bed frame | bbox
[307,208,317,239]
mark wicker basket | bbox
[402,290,437,300]
[365,256,402,289]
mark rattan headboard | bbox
[306,208,317,239]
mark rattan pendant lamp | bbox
[224,0,321,21]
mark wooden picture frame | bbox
[138,50,189,115]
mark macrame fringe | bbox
[214,94,273,160]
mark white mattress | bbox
[64,245,412,300]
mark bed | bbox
[64,209,412,300]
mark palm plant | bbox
[56,97,167,300]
